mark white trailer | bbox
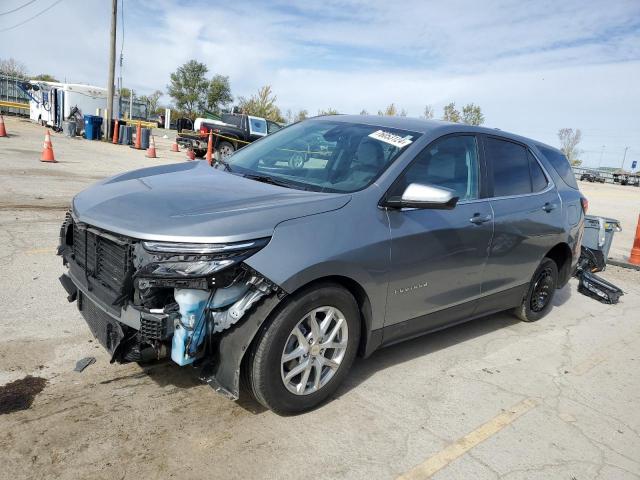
[28,81,120,131]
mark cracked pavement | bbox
[0,117,639,480]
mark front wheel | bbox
[246,284,360,414]
[513,257,558,322]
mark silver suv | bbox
[58,116,586,414]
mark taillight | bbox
[199,125,208,135]
[580,196,589,214]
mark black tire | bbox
[194,149,206,158]
[246,284,361,414]
[513,257,558,322]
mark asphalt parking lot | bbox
[1,116,639,480]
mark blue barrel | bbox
[84,115,94,139]
[118,124,125,144]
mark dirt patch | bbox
[0,375,48,415]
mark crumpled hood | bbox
[72,161,351,242]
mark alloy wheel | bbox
[280,306,348,395]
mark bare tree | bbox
[558,128,583,165]
[379,103,398,116]
[461,103,485,125]
[318,108,339,115]
[294,109,308,122]
[0,58,28,78]
[399,108,408,117]
[359,109,369,115]
[423,105,434,119]
[237,85,284,122]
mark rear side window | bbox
[537,145,579,189]
[485,137,531,197]
[529,152,548,192]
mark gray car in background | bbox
[58,115,586,414]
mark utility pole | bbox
[106,0,117,140]
[621,146,629,171]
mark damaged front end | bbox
[58,211,283,398]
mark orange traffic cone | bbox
[112,119,119,144]
[0,114,7,137]
[629,214,640,265]
[205,131,213,165]
[170,140,179,152]
[146,135,157,158]
[186,148,195,161]
[134,123,142,149]
[40,129,57,163]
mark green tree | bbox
[31,73,58,82]
[207,74,232,114]
[558,128,583,165]
[237,85,284,122]
[318,108,339,115]
[461,103,484,125]
[382,103,398,116]
[294,109,308,122]
[167,60,209,117]
[119,87,132,98]
[0,58,27,78]
[442,102,461,122]
[423,105,434,119]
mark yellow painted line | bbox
[397,398,538,480]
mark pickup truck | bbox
[176,113,282,159]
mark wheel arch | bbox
[286,275,375,358]
[545,242,573,287]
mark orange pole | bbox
[134,122,142,149]
[629,214,640,265]
[205,130,213,165]
[112,119,119,144]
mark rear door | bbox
[480,135,565,299]
[384,134,494,340]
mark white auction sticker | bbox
[368,130,413,149]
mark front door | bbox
[384,134,494,342]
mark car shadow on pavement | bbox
[340,311,521,397]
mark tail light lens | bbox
[580,196,589,214]
[199,125,208,135]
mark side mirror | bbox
[383,183,459,210]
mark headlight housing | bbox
[137,238,269,279]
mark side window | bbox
[248,116,267,136]
[267,121,281,134]
[394,135,479,201]
[537,145,579,189]
[529,152,548,192]
[485,137,531,197]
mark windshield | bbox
[224,119,421,193]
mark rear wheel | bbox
[217,141,235,159]
[513,257,558,322]
[246,284,360,414]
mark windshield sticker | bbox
[368,130,413,149]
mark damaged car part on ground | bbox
[58,116,586,414]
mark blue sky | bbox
[2,0,639,169]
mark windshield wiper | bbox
[214,158,233,172]
[243,174,303,190]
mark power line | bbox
[0,0,37,16]
[0,0,62,32]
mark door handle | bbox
[469,213,492,224]
[542,202,558,212]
